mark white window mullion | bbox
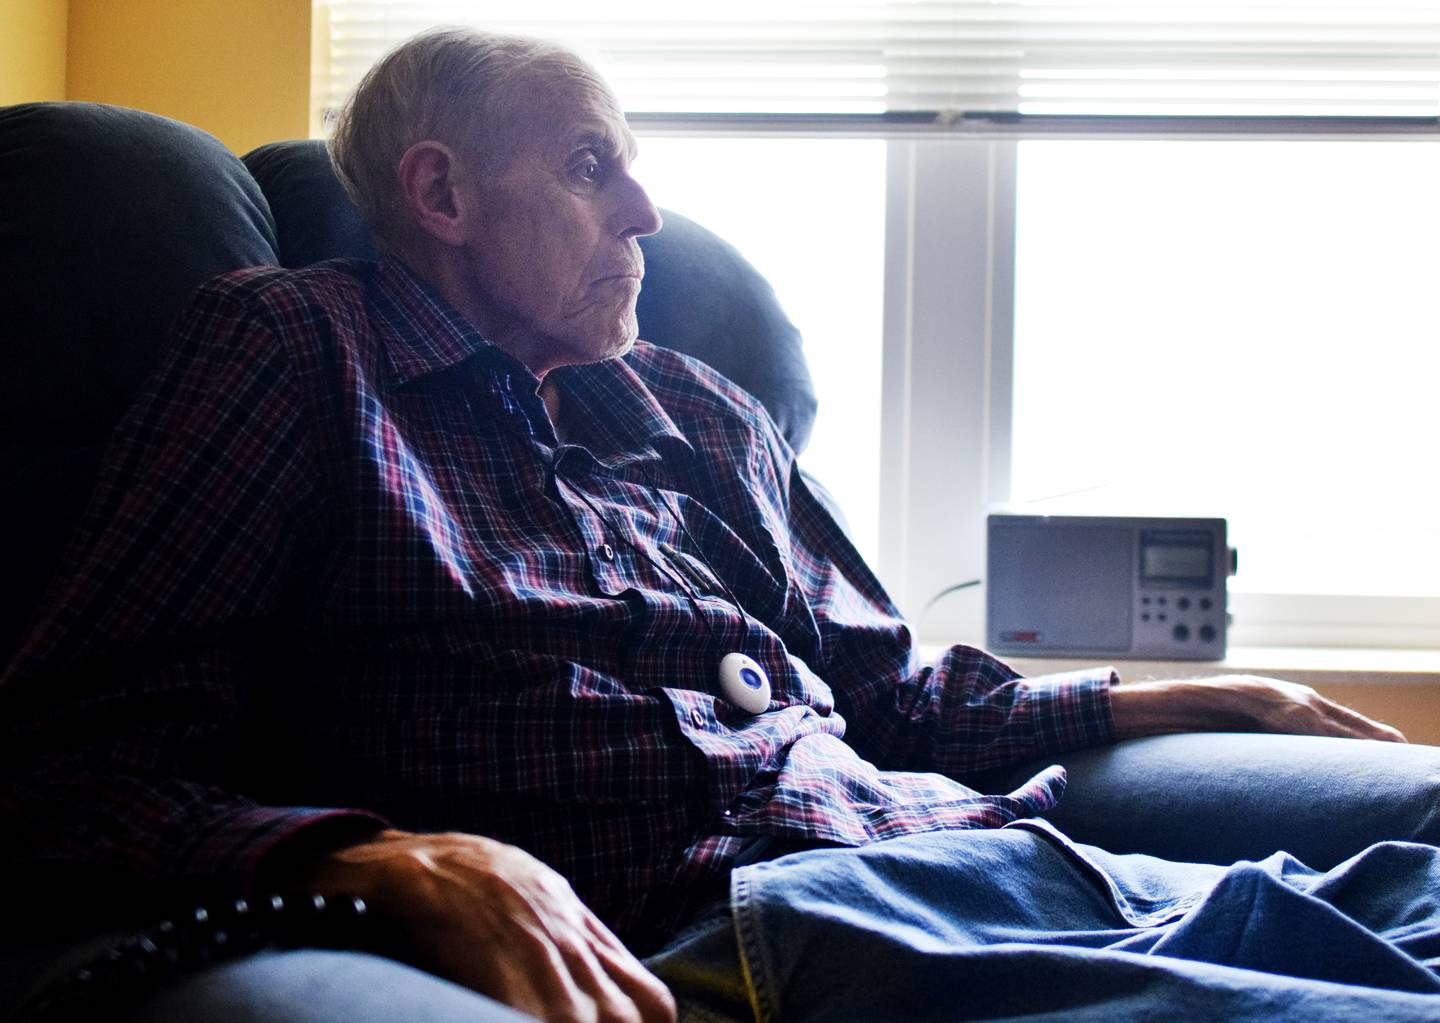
[879,137,1018,647]
[876,139,918,608]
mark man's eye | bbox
[575,157,604,184]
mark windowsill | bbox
[920,646,1440,687]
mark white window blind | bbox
[314,1,1440,126]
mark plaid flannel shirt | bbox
[1,258,1116,948]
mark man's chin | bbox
[533,305,641,370]
[565,319,639,366]
[593,333,638,366]
[540,337,629,374]
[610,329,639,358]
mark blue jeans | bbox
[646,821,1440,1022]
[10,823,1440,1022]
[10,733,1440,1022]
[1,940,532,1023]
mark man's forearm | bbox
[1109,676,1406,743]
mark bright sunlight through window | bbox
[1012,140,1440,598]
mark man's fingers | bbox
[462,922,605,1023]
[1377,722,1409,743]
[1223,676,1408,744]
[1261,679,1408,743]
[554,933,649,1023]
[469,894,661,1023]
[1314,695,1407,743]
[582,914,678,1023]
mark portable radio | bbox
[986,514,1235,660]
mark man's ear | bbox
[396,140,471,248]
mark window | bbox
[314,0,1440,650]
[1011,139,1440,602]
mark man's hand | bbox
[302,830,677,1023]
[1110,675,1408,744]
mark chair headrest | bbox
[243,139,379,268]
[0,102,279,441]
[635,210,817,453]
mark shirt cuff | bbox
[1022,666,1120,754]
[177,805,390,895]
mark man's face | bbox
[454,72,662,377]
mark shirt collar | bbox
[370,256,507,388]
[556,354,696,467]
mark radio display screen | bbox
[1141,535,1213,584]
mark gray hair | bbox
[328,27,602,249]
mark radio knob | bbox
[1199,624,1217,643]
[1172,624,1191,642]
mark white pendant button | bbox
[718,652,771,714]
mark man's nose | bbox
[616,172,663,239]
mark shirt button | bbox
[596,543,616,562]
[722,810,733,818]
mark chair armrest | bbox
[984,732,1440,869]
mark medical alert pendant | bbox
[718,651,771,714]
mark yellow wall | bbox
[0,0,68,103]
[66,0,311,155]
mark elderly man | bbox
[3,26,1436,1023]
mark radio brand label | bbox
[1000,630,1043,644]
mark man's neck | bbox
[392,246,555,377]
[540,377,567,443]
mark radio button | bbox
[1177,597,1191,610]
[1172,624,1191,642]
[1200,624,1217,643]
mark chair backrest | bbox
[0,102,280,659]
[0,103,818,660]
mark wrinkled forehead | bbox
[499,64,637,163]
